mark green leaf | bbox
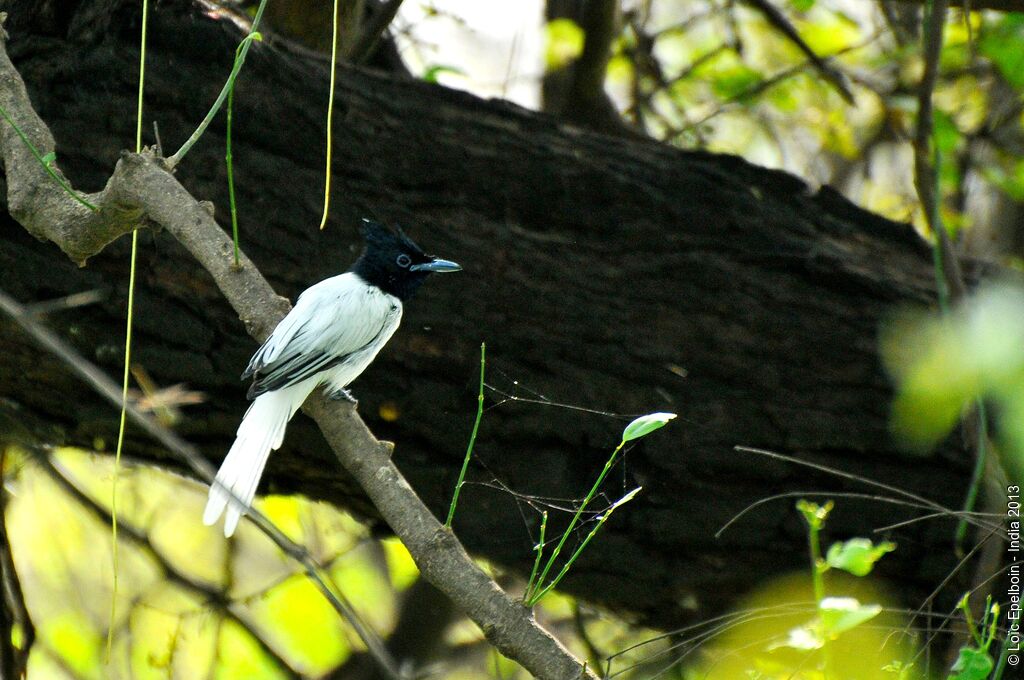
[621,412,676,442]
[932,110,960,155]
[769,623,824,651]
[819,597,882,637]
[710,65,764,100]
[422,65,465,84]
[948,646,994,680]
[826,538,896,576]
[41,151,56,166]
[545,18,585,70]
[979,14,1024,89]
[883,285,1024,452]
[790,0,816,11]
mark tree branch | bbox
[347,0,405,65]
[542,0,629,134]
[0,15,596,680]
[913,0,964,302]
[0,14,140,264]
[742,0,855,104]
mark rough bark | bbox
[0,0,982,633]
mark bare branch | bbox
[542,0,630,134]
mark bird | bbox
[203,219,461,536]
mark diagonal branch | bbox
[0,17,596,680]
[0,286,402,680]
[742,0,855,104]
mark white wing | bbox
[243,273,402,398]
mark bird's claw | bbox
[329,388,358,407]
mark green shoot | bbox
[445,342,485,528]
[526,487,641,605]
[225,32,264,268]
[0,104,97,211]
[947,595,1002,680]
[318,0,342,230]
[525,439,624,604]
[779,501,895,678]
[955,400,988,554]
[798,500,830,595]
[523,412,674,606]
[797,499,833,676]
[523,511,548,599]
[168,0,270,166]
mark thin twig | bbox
[743,0,855,104]
[167,0,271,168]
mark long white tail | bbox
[203,381,314,536]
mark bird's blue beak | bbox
[411,258,462,273]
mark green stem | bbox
[445,342,485,528]
[0,104,97,211]
[529,440,625,603]
[955,400,988,551]
[226,74,239,267]
[108,0,149,661]
[168,0,270,167]
[806,516,833,679]
[224,34,261,268]
[523,511,548,602]
[527,488,639,605]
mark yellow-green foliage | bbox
[883,283,1024,479]
[688,573,919,680]
[4,447,406,679]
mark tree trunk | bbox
[0,0,977,630]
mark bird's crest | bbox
[360,218,424,256]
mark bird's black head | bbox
[351,219,461,300]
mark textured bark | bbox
[0,0,980,632]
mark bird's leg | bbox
[328,387,358,407]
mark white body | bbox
[203,273,403,536]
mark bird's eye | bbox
[396,254,412,268]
